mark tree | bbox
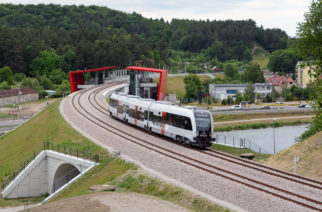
[242,63,264,83]
[183,74,202,100]
[223,62,238,79]
[244,83,255,103]
[0,66,14,85]
[30,50,62,77]
[268,49,301,74]
[13,73,26,82]
[49,69,66,84]
[39,75,53,90]
[296,0,322,139]
[57,79,70,95]
[0,81,11,90]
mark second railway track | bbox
[68,84,322,211]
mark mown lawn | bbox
[211,144,271,162]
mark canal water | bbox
[215,124,310,154]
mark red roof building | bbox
[212,66,222,72]
[268,75,295,87]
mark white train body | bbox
[109,93,214,147]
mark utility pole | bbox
[18,83,21,112]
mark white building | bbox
[209,83,272,100]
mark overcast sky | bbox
[0,0,312,37]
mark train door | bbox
[161,112,166,135]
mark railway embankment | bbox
[265,131,322,181]
[0,99,225,211]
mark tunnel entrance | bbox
[52,163,80,193]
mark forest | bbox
[0,4,289,76]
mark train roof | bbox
[111,93,208,113]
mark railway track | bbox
[69,84,322,211]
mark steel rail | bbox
[69,85,322,211]
[91,85,322,190]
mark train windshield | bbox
[194,111,211,131]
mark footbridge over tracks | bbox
[1,150,98,203]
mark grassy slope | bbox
[163,75,211,99]
[265,131,322,181]
[0,98,226,211]
[251,46,270,69]
[0,100,105,180]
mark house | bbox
[0,88,39,106]
[209,83,272,100]
[295,61,317,88]
[212,66,222,72]
[268,75,295,87]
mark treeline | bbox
[0,4,289,76]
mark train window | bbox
[150,112,161,126]
[110,99,117,108]
[138,111,145,121]
[165,113,192,130]
[128,108,135,118]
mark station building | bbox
[69,66,168,101]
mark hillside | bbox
[251,45,270,69]
[0,4,288,75]
[265,131,322,181]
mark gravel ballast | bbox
[60,85,321,212]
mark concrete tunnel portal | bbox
[52,163,80,193]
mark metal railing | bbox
[213,134,270,154]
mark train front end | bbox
[192,110,214,148]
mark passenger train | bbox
[109,93,214,148]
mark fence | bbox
[0,141,100,190]
[213,134,270,154]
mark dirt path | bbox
[0,99,57,119]
[30,192,190,212]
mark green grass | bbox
[214,120,310,132]
[0,99,106,180]
[0,97,227,211]
[213,110,315,122]
[211,144,271,162]
[251,46,270,69]
[155,75,211,99]
[0,112,16,119]
[113,172,228,212]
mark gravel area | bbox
[60,85,321,212]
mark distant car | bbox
[230,105,242,109]
[305,104,312,108]
[298,104,306,108]
[260,105,271,109]
[276,101,284,104]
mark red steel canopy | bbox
[69,66,168,101]
[69,66,116,93]
[126,66,168,101]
